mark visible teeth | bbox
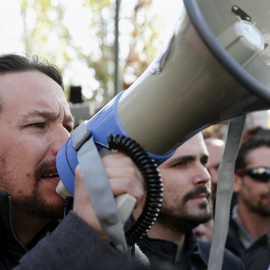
[43,173,59,178]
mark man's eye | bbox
[201,156,208,167]
[30,123,45,129]
[173,161,187,167]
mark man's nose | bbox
[50,126,70,156]
[193,164,211,185]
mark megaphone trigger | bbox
[115,194,137,224]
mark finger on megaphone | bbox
[102,152,143,180]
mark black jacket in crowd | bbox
[136,231,245,270]
[225,217,246,257]
[0,191,154,270]
[225,203,270,270]
[0,191,61,269]
[241,233,270,270]
[0,190,246,270]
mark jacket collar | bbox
[125,215,209,266]
[0,191,60,267]
[137,230,208,267]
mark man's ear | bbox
[234,174,242,193]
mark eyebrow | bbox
[166,155,196,167]
[19,110,74,125]
[167,153,209,167]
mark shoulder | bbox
[225,217,246,256]
[242,234,270,269]
[17,212,129,270]
[198,241,245,270]
[222,247,245,270]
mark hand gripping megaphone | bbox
[56,0,270,247]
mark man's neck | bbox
[12,209,52,247]
[237,202,270,240]
[147,221,186,258]
[133,207,186,259]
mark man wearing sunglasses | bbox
[225,137,270,259]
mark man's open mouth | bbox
[42,172,59,178]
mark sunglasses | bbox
[235,167,270,183]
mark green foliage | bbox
[18,0,165,112]
[121,0,163,89]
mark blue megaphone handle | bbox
[56,91,173,195]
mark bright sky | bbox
[0,0,269,121]
[0,0,182,95]
[0,0,24,53]
[0,0,182,54]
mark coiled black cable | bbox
[107,134,163,246]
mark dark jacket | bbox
[0,191,149,270]
[0,192,60,269]
[241,233,270,270]
[225,213,246,257]
[136,231,245,270]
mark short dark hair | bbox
[235,137,270,170]
[0,53,63,88]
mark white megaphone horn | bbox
[57,0,270,196]
[56,0,270,249]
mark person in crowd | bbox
[204,138,225,203]
[226,137,270,258]
[241,233,270,270]
[131,133,244,269]
[193,137,225,242]
[0,53,151,270]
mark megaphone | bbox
[56,0,270,243]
